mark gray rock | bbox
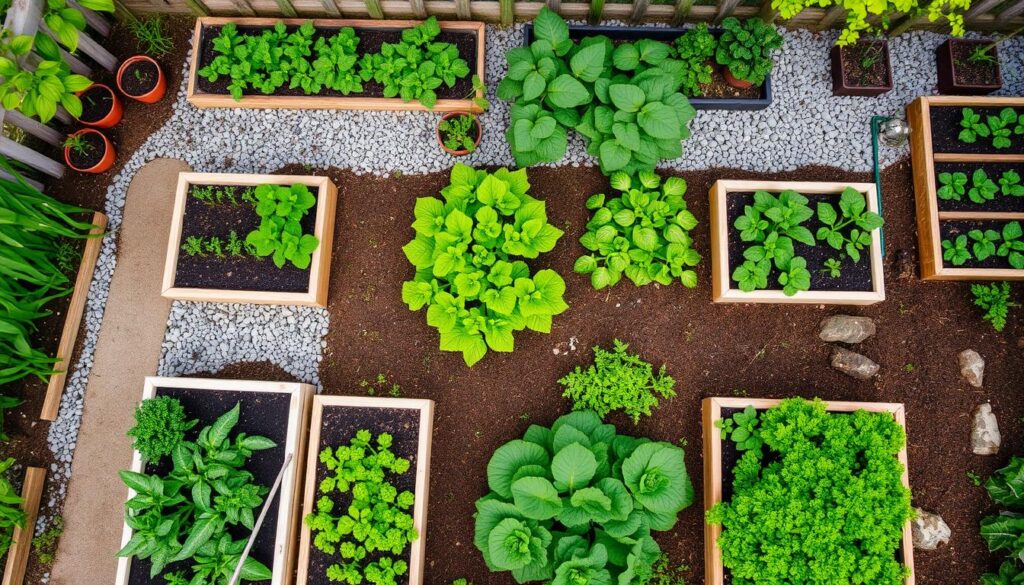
[959,349,985,388]
[819,315,876,343]
[830,347,880,380]
[911,508,950,550]
[972,403,1001,455]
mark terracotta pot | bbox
[64,128,115,174]
[117,55,167,103]
[75,83,123,128]
[935,39,1002,95]
[829,41,893,97]
[437,112,482,156]
[722,66,753,90]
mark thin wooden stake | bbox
[228,454,294,585]
[409,0,427,18]
[454,0,471,18]
[499,0,513,25]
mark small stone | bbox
[958,349,985,388]
[911,508,950,550]
[819,315,876,343]
[972,403,1001,455]
[830,347,879,380]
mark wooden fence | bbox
[122,0,1024,32]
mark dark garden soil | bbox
[700,65,761,100]
[173,185,315,293]
[67,131,106,169]
[725,191,874,292]
[951,41,1001,87]
[307,406,421,585]
[929,105,1024,155]
[78,85,115,124]
[127,386,292,585]
[195,25,477,101]
[934,162,1024,213]
[839,41,890,89]
[939,219,1023,270]
[121,60,159,97]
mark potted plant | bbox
[436,112,481,156]
[714,17,783,90]
[63,129,115,174]
[935,26,1022,96]
[116,55,166,103]
[830,36,894,96]
[75,83,123,128]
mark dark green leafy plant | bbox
[672,24,716,96]
[815,186,883,263]
[971,282,1017,332]
[245,183,320,269]
[942,234,972,266]
[41,0,113,53]
[558,338,676,424]
[126,396,198,464]
[0,457,25,558]
[714,17,783,86]
[968,168,999,204]
[937,171,967,201]
[980,456,1024,584]
[304,430,417,585]
[1000,170,1024,197]
[731,190,814,295]
[575,171,700,289]
[474,410,694,583]
[439,113,480,153]
[182,236,206,257]
[401,164,567,366]
[707,398,913,585]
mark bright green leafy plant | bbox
[731,190,814,295]
[0,457,25,558]
[439,113,480,153]
[942,234,972,266]
[575,171,700,289]
[987,108,1018,150]
[1000,170,1024,197]
[715,405,761,451]
[960,107,990,143]
[402,164,567,366]
[971,282,1017,332]
[474,410,694,583]
[304,430,417,585]
[672,24,716,96]
[714,17,783,87]
[998,221,1024,268]
[558,338,676,424]
[707,398,914,585]
[245,183,320,270]
[960,107,1022,150]
[968,168,999,204]
[126,396,198,464]
[970,228,1001,261]
[815,187,884,263]
[42,0,114,53]
[937,171,967,201]
[771,0,969,46]
[981,456,1024,584]
[0,31,92,122]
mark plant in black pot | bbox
[714,17,783,90]
[937,25,1021,95]
[830,35,893,97]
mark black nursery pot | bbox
[830,41,894,97]
[936,39,1002,95]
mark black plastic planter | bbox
[935,39,1002,95]
[829,41,893,97]
[523,24,772,111]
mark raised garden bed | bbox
[114,376,314,585]
[702,397,915,585]
[186,17,486,112]
[907,96,1024,280]
[709,180,885,305]
[524,23,772,111]
[2,467,46,585]
[296,395,434,585]
[161,172,337,307]
[830,40,893,97]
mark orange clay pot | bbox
[75,83,123,128]
[64,128,115,174]
[117,55,167,103]
[437,112,482,156]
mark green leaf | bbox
[511,476,563,520]
[552,443,597,491]
[546,74,590,108]
[487,440,551,499]
[533,7,569,48]
[609,84,646,113]
[570,43,606,83]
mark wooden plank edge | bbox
[1,467,46,585]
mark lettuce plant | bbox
[0,457,25,558]
[707,398,914,585]
[714,17,783,86]
[402,164,567,366]
[575,171,700,289]
[474,410,693,584]
[245,183,320,270]
[981,456,1024,584]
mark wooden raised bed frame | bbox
[907,95,1024,280]
[41,211,107,421]
[709,180,885,305]
[161,172,337,307]
[296,395,434,585]
[1,467,46,585]
[702,397,915,585]
[187,17,486,113]
[114,377,314,585]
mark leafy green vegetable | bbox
[731,190,814,295]
[937,171,967,201]
[815,186,883,263]
[959,107,1022,149]
[714,17,783,86]
[981,457,1024,583]
[126,396,198,464]
[707,398,913,585]
[558,338,676,424]
[1000,170,1024,197]
[715,405,762,451]
[402,164,567,366]
[970,228,1001,261]
[960,107,991,144]
[575,171,700,289]
[988,108,1018,150]
[968,168,999,204]
[439,113,480,153]
[245,183,320,270]
[0,457,25,558]
[942,234,972,266]
[672,24,716,96]
[42,0,113,53]
[474,410,693,584]
[971,281,1018,332]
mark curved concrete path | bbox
[50,158,191,585]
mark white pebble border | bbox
[35,21,1024,577]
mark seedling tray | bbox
[161,172,336,307]
[702,397,915,585]
[1,467,46,585]
[524,23,771,110]
[709,180,885,305]
[296,395,434,585]
[187,17,486,113]
[907,96,1024,280]
[114,377,314,585]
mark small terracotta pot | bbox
[64,128,115,174]
[117,55,167,103]
[75,83,123,128]
[722,66,754,90]
[437,112,482,156]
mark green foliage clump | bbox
[575,171,700,290]
[942,221,1024,269]
[558,339,676,424]
[41,0,113,53]
[0,457,25,558]
[401,164,568,366]
[981,457,1024,584]
[304,430,417,585]
[127,16,174,57]
[672,24,716,96]
[0,31,92,122]
[971,282,1018,332]
[714,17,783,87]
[126,396,198,464]
[245,183,321,269]
[940,169,1024,203]
[960,107,1024,150]
[439,113,480,153]
[707,398,913,585]
[771,0,969,46]
[33,515,64,565]
[118,402,276,583]
[474,410,694,584]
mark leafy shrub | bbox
[0,32,92,122]
[439,113,479,153]
[118,402,276,583]
[771,0,969,46]
[42,0,113,53]
[575,171,700,290]
[304,430,417,585]
[732,190,814,295]
[815,186,884,263]
[707,398,914,585]
[500,8,695,175]
[126,396,198,464]
[474,410,694,583]
[672,24,716,96]
[714,17,783,87]
[245,183,320,269]
[558,339,675,424]
[401,164,567,366]
[0,457,25,558]
[971,282,1018,332]
[981,456,1024,584]
[960,107,1024,150]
